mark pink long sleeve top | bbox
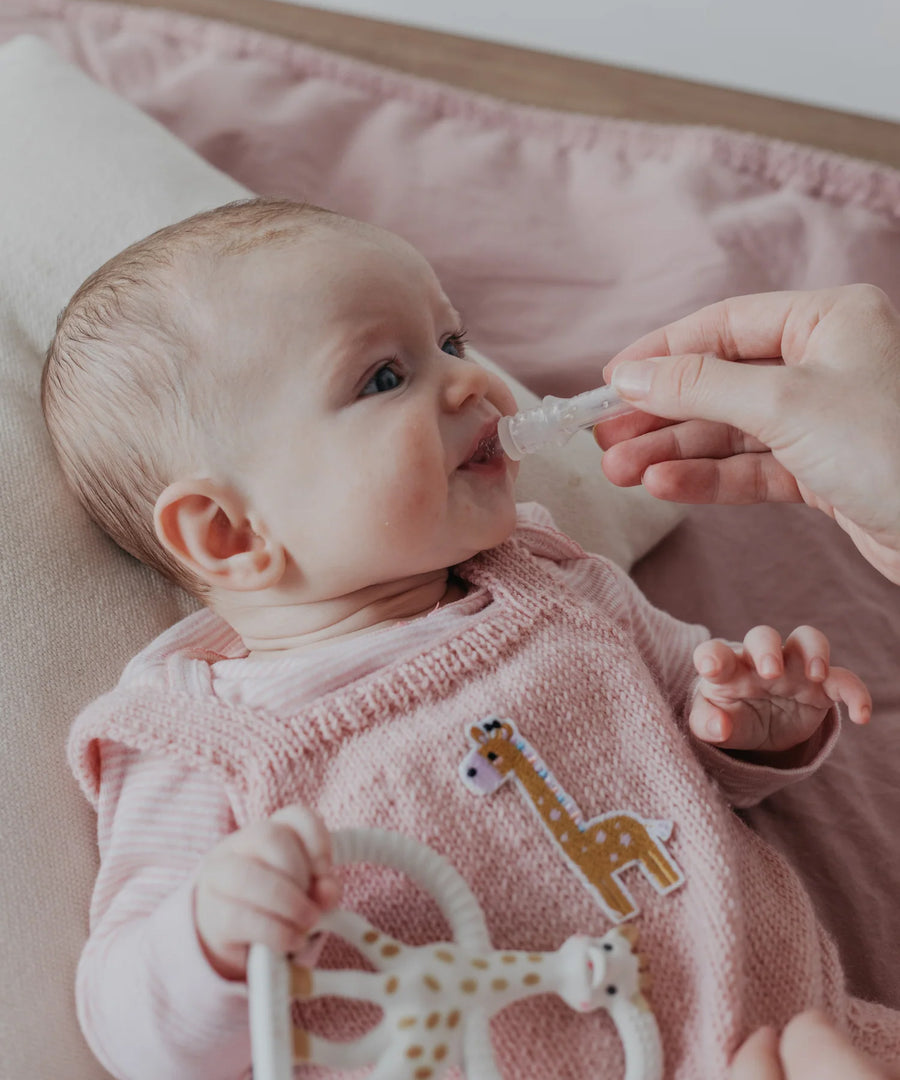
[68,505,900,1079]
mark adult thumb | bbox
[780,1011,891,1080]
[610,353,784,438]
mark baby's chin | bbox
[456,508,519,563]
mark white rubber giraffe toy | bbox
[249,828,663,1080]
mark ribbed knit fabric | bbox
[69,509,900,1078]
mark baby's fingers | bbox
[822,666,872,725]
[229,818,314,896]
[196,853,324,973]
[206,853,322,930]
[741,625,785,680]
[270,804,334,878]
[269,804,341,909]
[693,639,740,683]
[688,694,735,745]
[783,625,830,682]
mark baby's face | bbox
[207,222,519,598]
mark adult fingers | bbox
[597,292,790,444]
[603,289,832,377]
[594,415,765,458]
[728,1026,783,1080]
[637,454,803,506]
[780,1011,890,1079]
[598,418,801,504]
[609,352,792,441]
[592,405,672,446]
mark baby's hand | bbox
[690,625,871,754]
[194,804,341,981]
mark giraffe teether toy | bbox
[248,828,663,1080]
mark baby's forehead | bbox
[206,221,446,315]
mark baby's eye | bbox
[360,362,405,396]
[441,330,468,359]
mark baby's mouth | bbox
[460,423,506,472]
[468,431,501,465]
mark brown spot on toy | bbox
[290,966,312,1000]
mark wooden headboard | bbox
[121,0,900,169]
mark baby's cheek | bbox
[348,448,443,538]
[383,473,445,539]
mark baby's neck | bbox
[214,571,466,660]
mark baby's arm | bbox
[690,625,871,756]
[77,743,248,1080]
[78,744,338,1080]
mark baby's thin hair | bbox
[41,197,336,596]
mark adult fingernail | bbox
[699,658,717,677]
[611,359,657,400]
[809,659,826,680]
[760,656,780,678]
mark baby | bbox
[44,198,899,1080]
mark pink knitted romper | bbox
[70,514,900,1078]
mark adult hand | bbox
[596,285,900,584]
[729,1010,894,1079]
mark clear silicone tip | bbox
[497,385,634,460]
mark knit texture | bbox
[69,514,900,1077]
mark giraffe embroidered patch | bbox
[459,717,685,922]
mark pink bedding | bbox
[5,0,900,1009]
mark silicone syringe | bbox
[497,385,634,460]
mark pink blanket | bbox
[5,0,900,1009]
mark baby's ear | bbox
[154,479,286,591]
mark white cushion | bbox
[0,35,682,1079]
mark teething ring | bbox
[248,827,662,1080]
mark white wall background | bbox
[282,0,900,123]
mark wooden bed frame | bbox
[121,0,900,170]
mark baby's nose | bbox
[442,354,490,409]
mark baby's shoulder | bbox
[117,608,243,692]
